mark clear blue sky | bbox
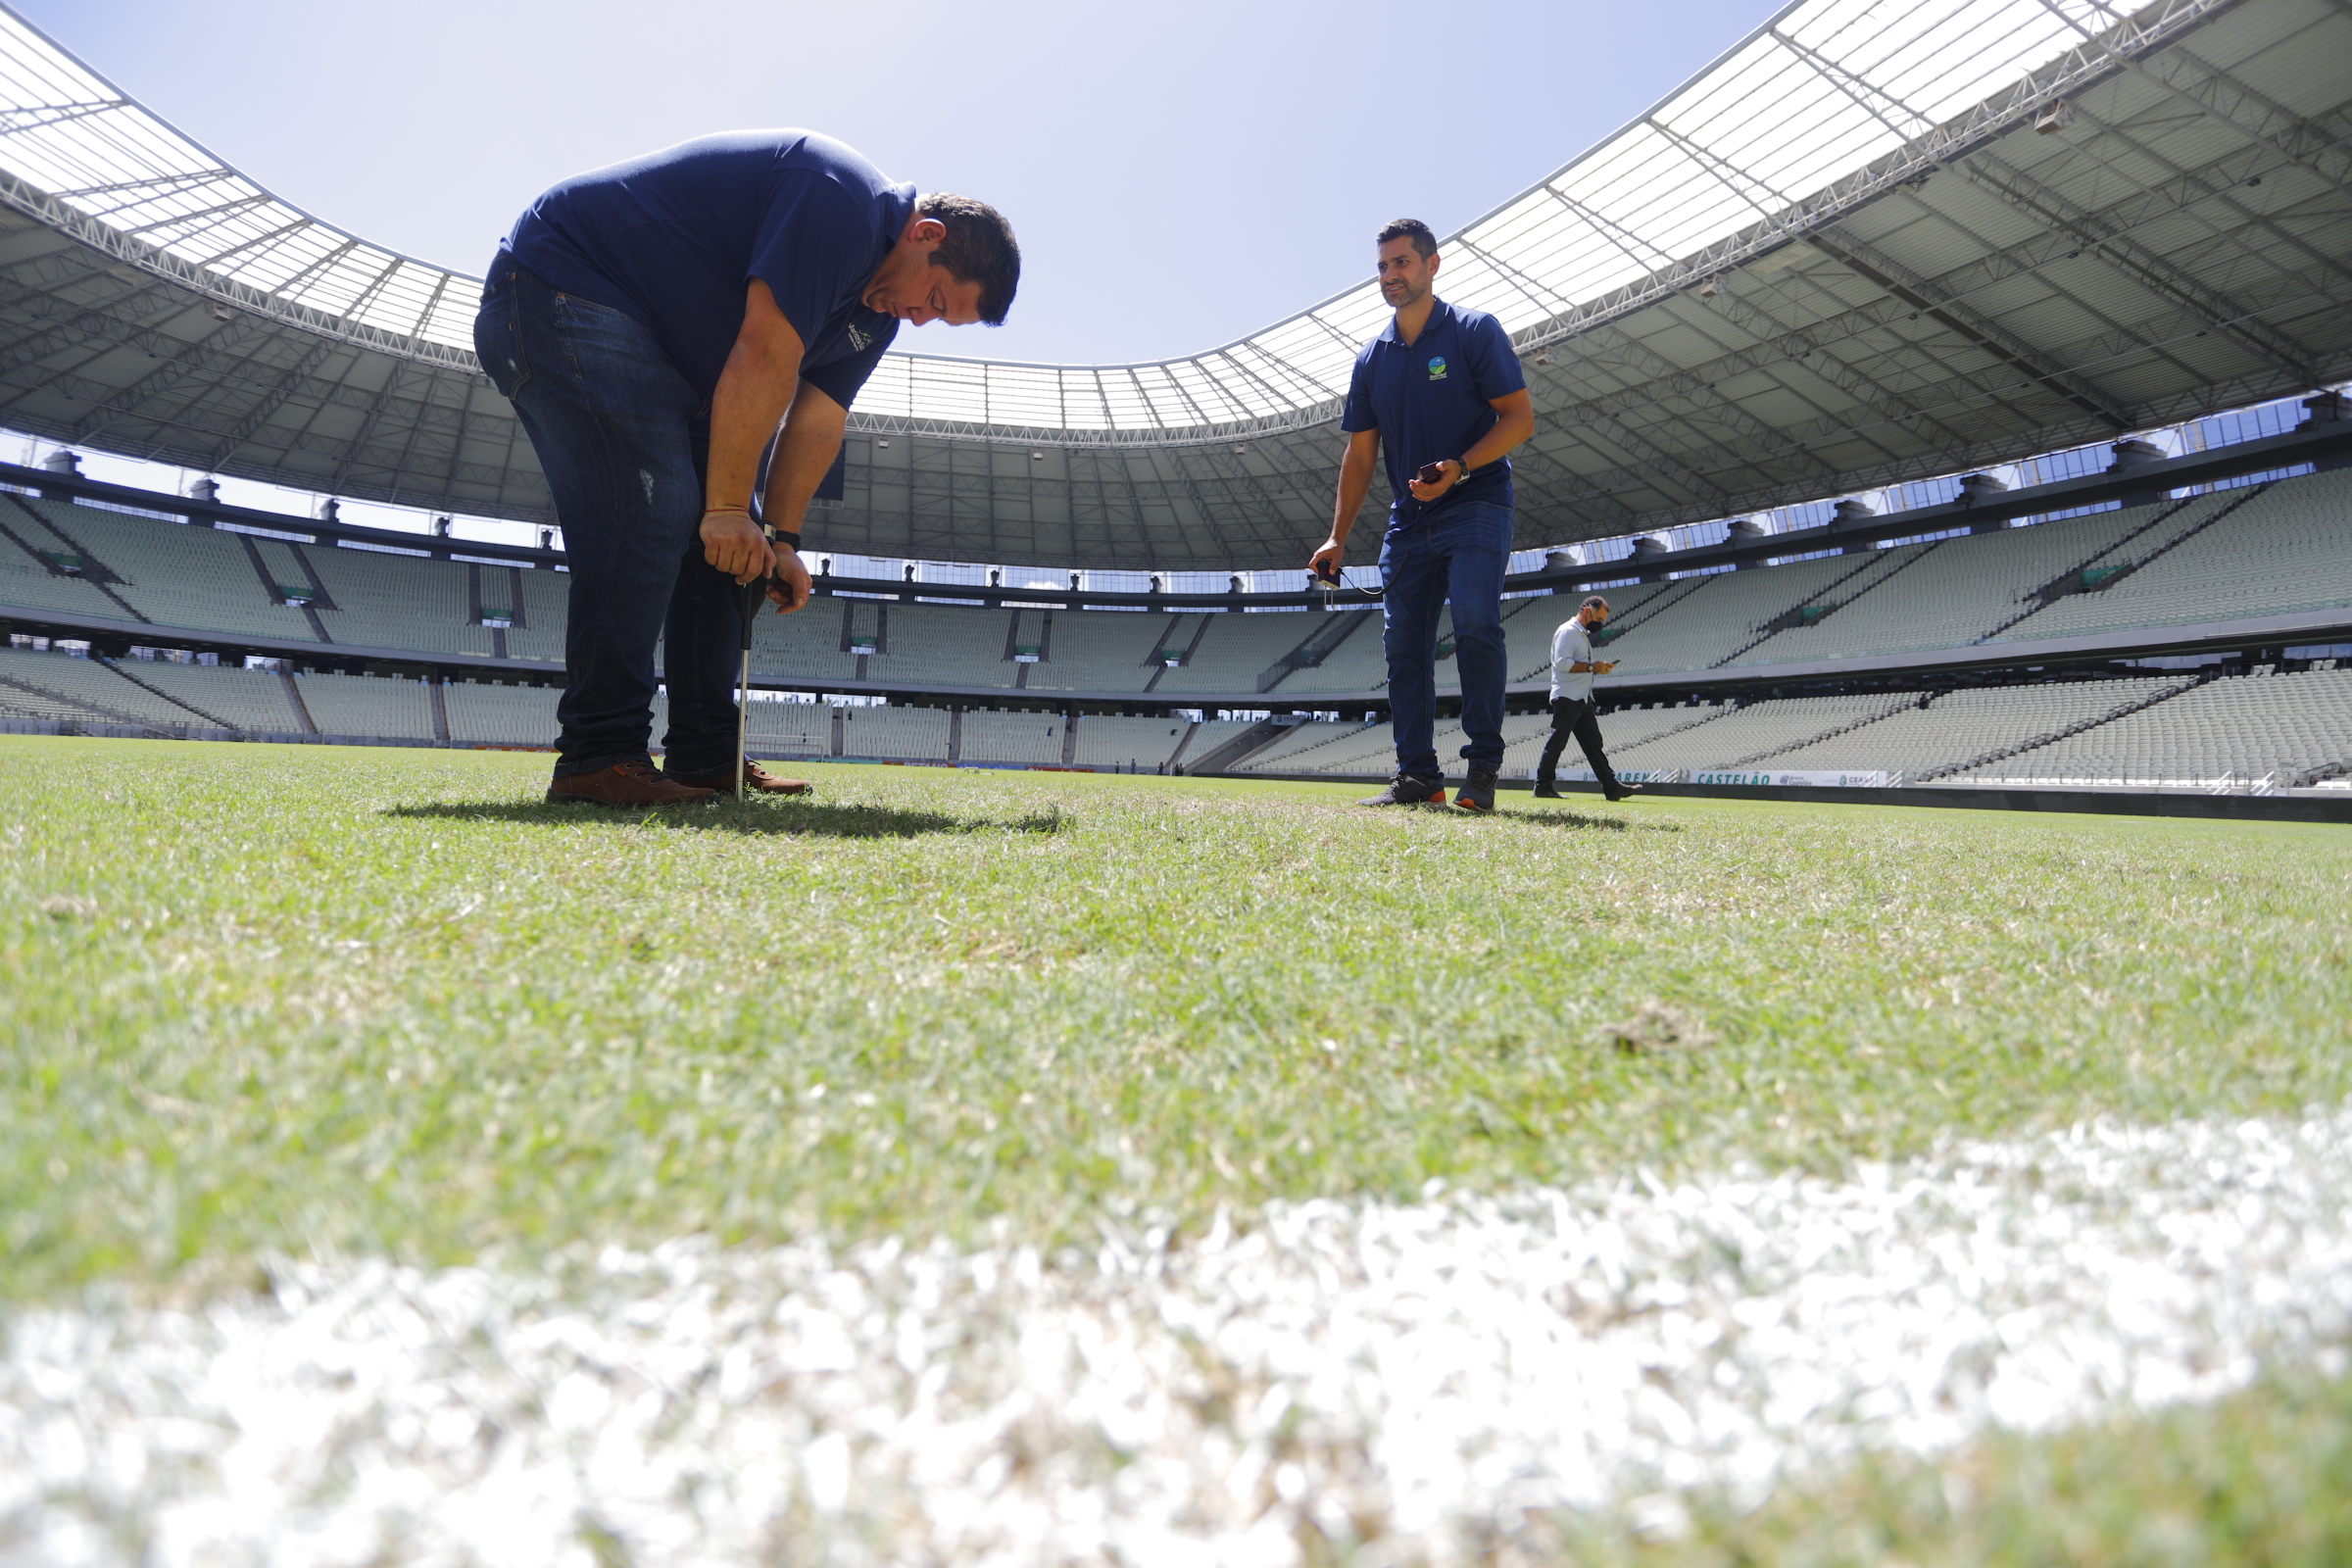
[23,0,1788,368]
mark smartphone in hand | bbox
[1416,461,1448,487]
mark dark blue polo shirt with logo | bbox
[499,130,905,415]
[1340,299,1526,527]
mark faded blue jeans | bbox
[473,259,753,779]
[1379,500,1513,777]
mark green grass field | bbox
[1552,1364,2352,1567]
[6,735,2347,1300]
[6,735,2352,1562]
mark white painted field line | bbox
[5,1106,2352,1568]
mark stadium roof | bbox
[1,0,2347,567]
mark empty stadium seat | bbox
[125,661,305,731]
[1760,677,2191,775]
[443,681,561,748]
[1605,692,1917,771]
[871,601,1019,689]
[1957,667,2352,786]
[2000,470,2352,642]
[837,704,952,761]
[293,672,437,740]
[956,709,1064,765]
[1026,607,1166,693]
[1069,713,1190,770]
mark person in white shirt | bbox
[1535,595,1642,802]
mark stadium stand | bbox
[1263,609,1391,695]
[1608,693,1921,772]
[2001,472,2352,642]
[293,672,437,740]
[1727,499,2222,666]
[1153,612,1327,696]
[0,499,149,625]
[1499,702,1733,778]
[0,541,129,624]
[1760,677,2196,777]
[837,704,952,762]
[875,602,1020,690]
[0,645,210,726]
[1233,717,1387,772]
[1956,667,2352,788]
[1604,552,1932,674]
[9,466,2352,691]
[750,598,867,686]
[1070,714,1189,771]
[742,698,832,759]
[1507,580,1677,678]
[1236,706,1736,779]
[306,545,499,658]
[1026,608,1165,693]
[13,500,324,643]
[958,710,1067,766]
[442,681,560,748]
[1235,718,1403,776]
[124,660,303,732]
[7,457,2352,797]
[1174,717,1279,768]
[506,568,569,663]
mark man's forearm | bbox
[759,388,849,535]
[1330,455,1377,542]
[707,340,802,513]
[1459,407,1537,472]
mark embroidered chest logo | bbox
[847,323,873,351]
[1426,356,1447,380]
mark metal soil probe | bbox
[733,520,777,797]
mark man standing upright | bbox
[476,131,1018,805]
[1534,595,1642,802]
[1308,220,1537,812]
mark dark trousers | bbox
[1537,696,1622,790]
[472,260,751,779]
[1379,500,1513,776]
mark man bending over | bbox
[1307,219,1536,813]
[477,131,1018,805]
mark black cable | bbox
[1309,562,1384,602]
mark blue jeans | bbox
[1379,500,1513,776]
[473,260,751,779]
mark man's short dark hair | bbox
[918,193,1020,325]
[1582,595,1611,612]
[1378,218,1438,259]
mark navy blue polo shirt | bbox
[500,130,906,416]
[1340,299,1526,527]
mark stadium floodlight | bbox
[2034,99,2075,133]
[1698,277,1722,298]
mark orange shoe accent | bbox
[1428,790,1447,807]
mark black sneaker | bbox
[1359,773,1447,807]
[1531,779,1563,800]
[1604,782,1645,803]
[1453,767,1499,813]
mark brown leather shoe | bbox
[666,760,812,796]
[546,760,721,807]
